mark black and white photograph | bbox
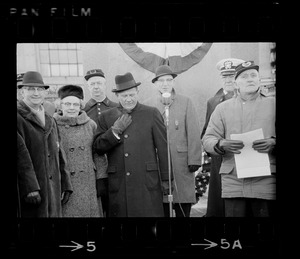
[16,42,276,218]
[5,0,286,257]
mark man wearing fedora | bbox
[83,68,118,217]
[201,58,245,217]
[144,65,202,217]
[17,72,56,116]
[92,72,169,217]
[17,71,73,217]
[202,61,276,217]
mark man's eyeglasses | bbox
[62,102,80,108]
[23,87,46,93]
[156,78,174,85]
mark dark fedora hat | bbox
[112,72,141,93]
[84,68,105,81]
[58,84,84,100]
[152,65,177,83]
[18,71,50,89]
[235,61,259,79]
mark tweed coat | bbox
[53,111,103,217]
[202,92,276,200]
[17,100,73,217]
[144,90,202,204]
[201,88,234,217]
[93,102,169,217]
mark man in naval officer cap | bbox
[201,58,244,217]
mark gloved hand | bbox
[219,139,244,154]
[24,191,41,205]
[252,138,276,153]
[96,178,108,197]
[188,165,201,173]
[61,191,71,205]
[111,114,132,135]
[161,180,174,196]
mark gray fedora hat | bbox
[152,65,177,83]
[18,71,50,89]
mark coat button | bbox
[124,134,128,138]
[124,153,129,157]
[69,148,74,152]
[70,171,75,176]
[80,146,85,150]
[126,172,131,176]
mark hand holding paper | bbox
[219,139,244,154]
[230,128,271,178]
[252,138,276,153]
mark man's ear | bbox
[234,81,239,89]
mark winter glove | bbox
[217,139,244,154]
[24,191,41,205]
[96,178,108,198]
[252,137,276,153]
[111,114,132,135]
[61,191,71,205]
[188,165,201,173]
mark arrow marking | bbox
[59,240,84,252]
[191,239,218,250]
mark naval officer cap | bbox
[216,58,245,76]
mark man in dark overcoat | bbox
[201,58,244,217]
[93,72,170,217]
[83,68,118,217]
[17,71,73,217]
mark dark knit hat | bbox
[235,61,259,79]
[58,85,84,100]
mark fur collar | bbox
[53,110,90,126]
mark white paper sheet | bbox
[230,128,271,178]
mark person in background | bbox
[144,65,202,217]
[84,68,118,217]
[201,58,245,217]
[202,61,276,217]
[17,71,73,217]
[93,72,169,217]
[53,84,104,217]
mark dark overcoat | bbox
[17,101,73,217]
[201,88,233,217]
[83,97,118,123]
[93,102,169,217]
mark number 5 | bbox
[220,239,230,249]
[87,241,96,252]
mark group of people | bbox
[16,57,276,218]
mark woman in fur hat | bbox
[53,84,106,217]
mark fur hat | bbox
[58,85,84,100]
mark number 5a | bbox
[87,241,96,252]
